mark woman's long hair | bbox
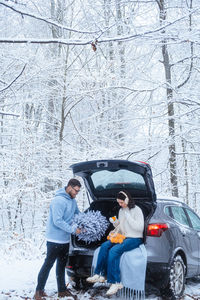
[117,190,135,209]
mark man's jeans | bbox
[95,238,143,283]
[36,241,69,292]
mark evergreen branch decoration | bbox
[73,210,109,243]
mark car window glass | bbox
[164,206,171,216]
[91,169,146,191]
[186,209,200,230]
[170,206,190,226]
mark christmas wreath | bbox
[73,210,109,243]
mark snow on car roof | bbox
[157,195,183,203]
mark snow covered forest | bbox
[0,0,200,257]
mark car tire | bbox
[160,255,185,299]
[72,277,82,290]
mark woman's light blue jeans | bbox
[94,238,143,283]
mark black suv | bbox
[66,160,200,299]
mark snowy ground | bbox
[0,258,200,300]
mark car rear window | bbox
[91,169,146,191]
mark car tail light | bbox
[147,223,169,237]
[66,265,73,269]
[137,161,149,165]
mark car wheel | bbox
[69,276,81,290]
[160,255,185,299]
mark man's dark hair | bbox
[117,190,135,209]
[67,178,81,188]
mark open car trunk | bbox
[71,199,119,248]
[70,160,157,248]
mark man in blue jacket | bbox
[34,178,81,299]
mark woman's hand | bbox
[109,216,116,223]
[109,231,117,238]
[109,216,119,226]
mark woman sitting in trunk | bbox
[86,190,144,296]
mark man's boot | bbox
[58,289,77,299]
[33,290,48,300]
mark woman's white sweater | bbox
[114,205,144,238]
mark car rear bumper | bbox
[66,254,92,278]
[67,254,170,289]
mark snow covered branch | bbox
[0,111,20,117]
[0,0,101,35]
[0,7,199,46]
[0,64,26,93]
[0,38,92,46]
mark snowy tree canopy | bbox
[1,0,200,253]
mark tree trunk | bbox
[158,0,179,197]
